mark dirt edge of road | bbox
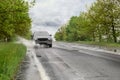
[15,55,30,80]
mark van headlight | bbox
[48,37,52,41]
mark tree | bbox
[65,16,80,41]
[0,0,34,41]
[55,0,120,43]
[87,0,120,42]
[55,24,67,41]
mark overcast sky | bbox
[29,0,96,35]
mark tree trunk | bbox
[111,23,117,43]
[98,25,102,42]
[92,32,95,41]
[111,0,117,43]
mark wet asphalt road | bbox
[34,42,120,80]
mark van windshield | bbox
[34,31,49,36]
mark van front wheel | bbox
[48,44,52,48]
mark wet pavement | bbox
[15,51,41,80]
[16,38,120,80]
[35,42,120,80]
[15,38,41,80]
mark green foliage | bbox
[55,24,67,41]
[55,0,120,43]
[0,43,26,80]
[66,16,81,41]
[0,0,32,41]
[88,0,120,43]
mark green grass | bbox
[0,43,27,80]
[76,41,120,48]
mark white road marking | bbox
[18,37,50,80]
[31,51,50,80]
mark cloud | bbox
[29,0,96,35]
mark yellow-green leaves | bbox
[55,0,120,43]
[0,0,31,41]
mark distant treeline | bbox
[55,0,120,43]
[0,0,34,41]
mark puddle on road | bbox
[37,55,42,57]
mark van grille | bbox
[38,38,48,41]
